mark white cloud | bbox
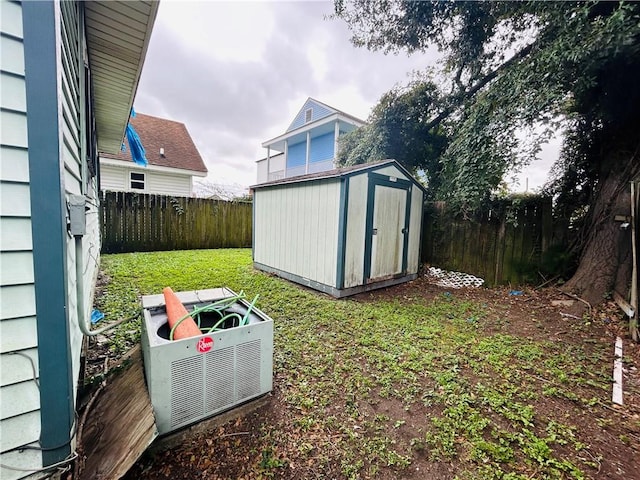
[155,1,276,63]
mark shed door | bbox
[365,176,411,283]
[370,185,406,280]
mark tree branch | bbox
[425,41,538,131]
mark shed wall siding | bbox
[254,181,341,287]
[343,174,368,288]
[0,0,42,475]
[374,165,410,181]
[408,186,423,273]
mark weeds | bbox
[98,249,621,479]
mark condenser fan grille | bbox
[169,340,263,429]
[205,346,234,411]
[170,355,204,427]
[237,340,262,399]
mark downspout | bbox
[71,196,129,336]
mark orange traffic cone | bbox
[163,287,202,340]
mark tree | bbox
[338,79,449,195]
[333,0,640,309]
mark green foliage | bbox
[333,1,640,215]
[337,80,449,194]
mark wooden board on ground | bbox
[77,346,157,480]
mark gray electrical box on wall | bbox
[68,194,87,236]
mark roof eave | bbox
[262,113,366,149]
[100,155,208,175]
[85,1,159,154]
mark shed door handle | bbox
[372,228,378,235]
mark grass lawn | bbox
[92,249,640,480]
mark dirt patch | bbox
[84,273,640,480]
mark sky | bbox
[134,0,557,194]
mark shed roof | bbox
[85,1,159,154]
[101,113,208,173]
[251,159,427,193]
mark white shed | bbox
[252,160,426,297]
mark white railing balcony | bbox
[307,159,334,174]
[285,165,306,178]
[267,170,285,182]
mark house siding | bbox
[287,99,334,132]
[60,0,96,415]
[309,131,334,163]
[100,163,127,190]
[0,0,43,476]
[254,181,341,287]
[0,1,101,475]
[287,141,306,168]
[256,154,286,183]
[100,163,193,196]
[256,159,268,184]
[146,170,192,196]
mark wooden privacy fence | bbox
[422,196,557,286]
[101,192,252,253]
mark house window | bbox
[130,172,145,190]
[305,108,312,123]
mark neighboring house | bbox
[100,113,208,197]
[0,1,157,478]
[257,97,365,183]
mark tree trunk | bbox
[564,155,638,305]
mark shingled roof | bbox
[101,113,208,173]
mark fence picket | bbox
[101,192,252,253]
[422,197,560,286]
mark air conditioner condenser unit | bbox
[140,288,273,435]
